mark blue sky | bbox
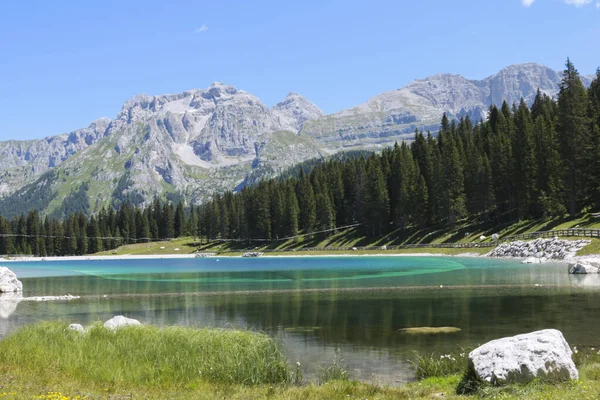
[1,0,599,140]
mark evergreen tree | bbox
[283,182,299,237]
[164,202,175,239]
[296,172,316,234]
[87,216,102,253]
[557,58,591,216]
[513,98,537,219]
[174,202,185,238]
[362,156,389,236]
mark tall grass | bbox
[317,348,348,384]
[411,351,469,379]
[0,322,290,387]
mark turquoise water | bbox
[2,256,599,384]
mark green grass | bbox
[2,327,600,399]
[0,322,289,389]
[94,237,200,256]
[412,351,469,380]
[576,238,600,256]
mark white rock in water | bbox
[0,267,23,293]
[522,257,542,264]
[0,292,23,319]
[68,323,85,333]
[104,315,141,331]
[568,262,600,274]
[468,329,578,385]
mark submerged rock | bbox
[0,267,23,293]
[104,315,141,331]
[398,326,462,334]
[522,257,542,264]
[568,262,600,274]
[468,329,578,385]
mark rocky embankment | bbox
[486,238,590,262]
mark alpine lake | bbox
[2,256,599,385]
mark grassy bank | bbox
[89,213,600,258]
[1,322,600,399]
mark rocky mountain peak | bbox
[273,91,323,132]
[478,62,562,105]
[205,82,239,99]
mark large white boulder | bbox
[0,267,23,293]
[104,315,141,331]
[468,329,578,385]
[568,261,600,274]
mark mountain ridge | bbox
[0,62,596,217]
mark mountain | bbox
[0,118,110,197]
[301,63,595,151]
[0,63,595,217]
[0,83,325,217]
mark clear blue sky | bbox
[1,0,599,140]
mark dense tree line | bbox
[1,59,599,256]
[0,200,200,256]
[200,59,600,240]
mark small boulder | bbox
[522,257,541,264]
[568,262,600,274]
[468,329,578,385]
[0,267,23,293]
[68,323,85,333]
[104,315,141,331]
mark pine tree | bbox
[44,216,54,256]
[88,216,102,253]
[77,213,88,255]
[362,156,389,236]
[188,206,199,240]
[164,202,175,239]
[174,202,185,238]
[513,98,537,219]
[534,115,565,217]
[588,69,600,209]
[439,130,467,224]
[283,182,299,238]
[296,172,316,234]
[557,58,591,216]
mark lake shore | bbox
[1,251,488,262]
[5,252,599,263]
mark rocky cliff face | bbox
[301,63,595,151]
[0,63,595,216]
[0,118,110,197]
[0,83,324,217]
[272,92,324,132]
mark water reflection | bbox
[3,257,600,384]
[0,292,22,319]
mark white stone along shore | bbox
[486,237,590,261]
